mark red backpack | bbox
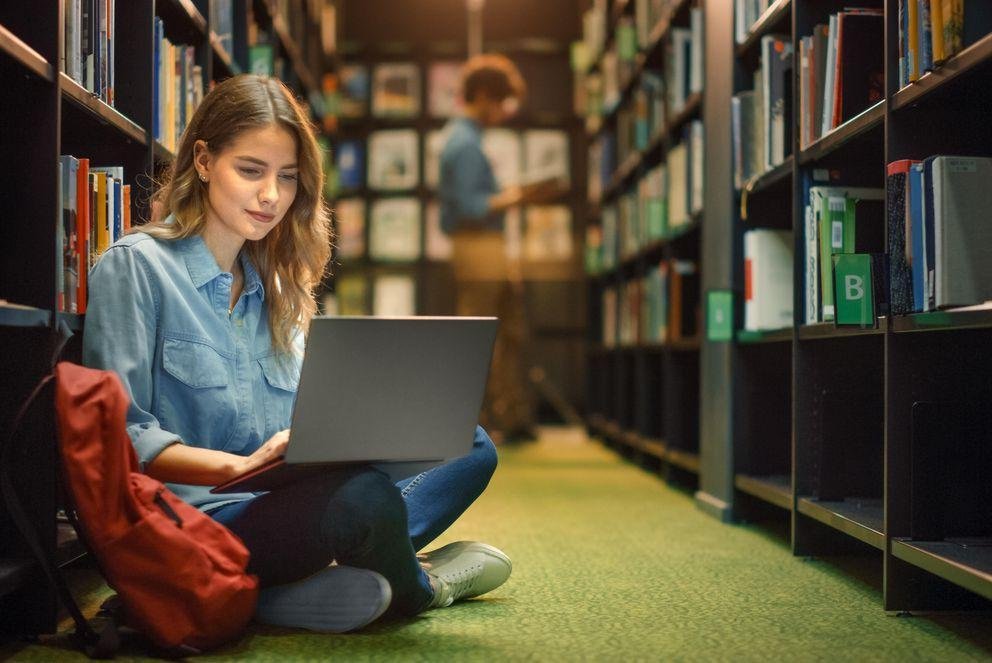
[1,362,258,656]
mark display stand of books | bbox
[0,0,332,635]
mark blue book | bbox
[909,162,926,311]
[113,178,123,242]
[919,0,933,72]
[336,140,365,191]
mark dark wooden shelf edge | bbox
[798,101,884,165]
[798,320,885,340]
[270,14,318,96]
[891,539,992,602]
[0,306,52,328]
[891,308,992,334]
[0,559,35,598]
[797,497,885,550]
[157,0,208,38]
[734,474,792,510]
[0,22,54,82]
[892,31,992,111]
[735,0,792,58]
[59,73,147,145]
[740,155,793,200]
[667,448,699,473]
[736,327,793,344]
[210,34,241,77]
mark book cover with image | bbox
[482,128,522,188]
[372,62,421,117]
[369,197,422,261]
[339,64,370,117]
[373,274,417,317]
[424,202,453,261]
[368,130,419,191]
[428,61,462,118]
[335,140,365,191]
[334,198,366,260]
[523,129,570,185]
[525,206,573,261]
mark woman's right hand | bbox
[236,429,290,476]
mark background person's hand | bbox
[238,429,290,476]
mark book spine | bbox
[908,0,920,81]
[899,0,907,87]
[920,0,934,72]
[821,15,838,136]
[66,157,78,313]
[76,158,90,314]
[930,0,945,62]
[886,161,915,314]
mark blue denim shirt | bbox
[439,117,502,234]
[82,225,301,512]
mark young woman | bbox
[83,74,511,633]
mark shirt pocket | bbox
[159,337,238,450]
[257,353,298,437]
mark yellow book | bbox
[943,0,963,57]
[95,172,109,254]
[908,0,920,82]
[123,184,131,232]
[931,0,945,62]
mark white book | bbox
[524,206,572,261]
[482,128,522,188]
[689,120,704,215]
[744,229,793,331]
[666,142,688,228]
[373,275,416,317]
[523,129,570,185]
[820,14,838,136]
[369,197,421,261]
[689,8,704,95]
[367,130,419,191]
[932,157,992,308]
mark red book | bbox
[76,158,90,314]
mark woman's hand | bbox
[237,429,290,475]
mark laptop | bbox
[212,316,498,494]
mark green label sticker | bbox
[707,290,734,342]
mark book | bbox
[523,130,570,186]
[744,229,793,331]
[373,274,416,317]
[335,140,365,191]
[761,34,792,169]
[59,156,79,313]
[334,198,366,260]
[339,64,370,117]
[909,161,929,311]
[75,158,90,313]
[428,61,461,118]
[929,156,992,309]
[372,63,421,118]
[666,142,689,229]
[834,11,884,126]
[369,197,421,261]
[524,206,572,261]
[886,160,918,315]
[335,274,368,315]
[424,202,453,261]
[832,253,877,326]
[482,129,522,188]
[367,130,419,191]
[668,260,699,341]
[248,44,275,76]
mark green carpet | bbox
[6,428,992,661]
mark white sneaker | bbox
[255,565,392,633]
[421,542,512,608]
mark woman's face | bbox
[195,123,299,250]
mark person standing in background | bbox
[440,53,559,444]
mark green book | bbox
[832,254,875,327]
[248,44,274,76]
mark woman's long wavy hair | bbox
[142,74,331,355]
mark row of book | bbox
[329,273,418,318]
[734,0,779,44]
[323,62,463,121]
[62,0,116,104]
[57,155,132,314]
[328,128,571,194]
[887,156,992,315]
[731,35,792,188]
[153,18,206,154]
[333,199,573,264]
[612,72,666,170]
[601,259,700,347]
[898,1,992,88]
[798,10,883,150]
[577,0,691,70]
[589,121,703,273]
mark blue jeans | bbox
[210,426,497,615]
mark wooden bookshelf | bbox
[735,473,791,510]
[797,497,885,550]
[798,100,885,165]
[891,539,992,602]
[735,0,792,59]
[891,31,992,112]
[59,73,147,145]
[0,22,53,81]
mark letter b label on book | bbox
[833,254,875,327]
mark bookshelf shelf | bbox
[211,35,241,77]
[0,306,51,329]
[891,308,992,334]
[59,73,146,145]
[891,539,992,602]
[798,100,885,165]
[735,0,792,59]
[734,473,791,510]
[0,22,52,82]
[736,327,792,344]
[797,321,885,341]
[666,91,703,139]
[797,497,885,550]
[640,435,667,460]
[154,139,176,164]
[156,0,208,41]
[892,31,992,112]
[0,559,34,599]
[668,337,701,353]
[667,447,700,473]
[740,155,792,200]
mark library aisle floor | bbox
[5,428,992,661]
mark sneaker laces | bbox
[427,561,484,608]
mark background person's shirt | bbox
[83,223,302,512]
[439,116,503,234]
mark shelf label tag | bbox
[706,290,734,342]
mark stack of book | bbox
[153,18,205,153]
[57,156,132,314]
[798,10,883,149]
[63,0,116,105]
[802,183,884,323]
[898,1,992,88]
[886,156,992,315]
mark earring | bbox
[200,174,208,182]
